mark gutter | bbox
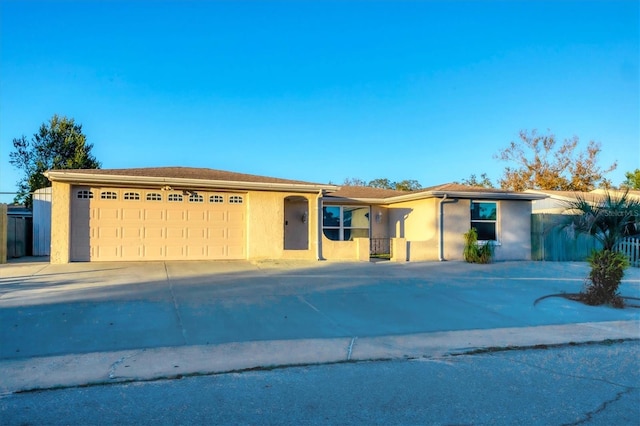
[439,194,458,261]
[317,190,324,260]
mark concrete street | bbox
[0,259,639,397]
[2,340,638,425]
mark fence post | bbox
[0,204,6,264]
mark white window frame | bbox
[470,200,499,243]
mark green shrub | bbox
[585,249,629,307]
[463,228,493,264]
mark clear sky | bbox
[1,0,638,203]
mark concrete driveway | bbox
[1,259,639,392]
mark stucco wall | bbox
[50,181,72,264]
[387,198,439,261]
[493,199,532,261]
[386,197,534,262]
[246,191,318,260]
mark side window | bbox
[470,201,497,241]
[100,191,118,200]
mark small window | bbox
[146,193,162,201]
[188,193,204,203]
[470,201,497,241]
[101,191,118,200]
[168,193,183,202]
[229,195,243,204]
[76,190,93,199]
[210,195,224,203]
[124,192,140,200]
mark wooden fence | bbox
[531,214,639,267]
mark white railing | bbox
[615,237,640,267]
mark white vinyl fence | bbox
[615,237,640,267]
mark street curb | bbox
[1,320,638,395]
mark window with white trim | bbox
[101,191,118,200]
[124,192,140,200]
[76,190,93,199]
[188,193,204,203]
[229,195,243,204]
[470,201,497,241]
[210,195,224,203]
[322,205,370,241]
[168,194,183,202]
[146,193,162,201]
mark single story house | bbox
[44,167,546,264]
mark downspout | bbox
[316,190,324,260]
[439,194,458,261]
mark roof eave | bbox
[44,171,338,193]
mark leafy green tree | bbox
[341,177,422,191]
[394,179,422,191]
[456,173,494,188]
[9,115,101,207]
[368,178,395,189]
[620,169,640,189]
[495,129,617,191]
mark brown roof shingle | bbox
[59,167,329,186]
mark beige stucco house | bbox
[44,167,546,264]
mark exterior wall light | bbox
[375,212,383,224]
[301,212,308,224]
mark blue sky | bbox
[1,0,638,203]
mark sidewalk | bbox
[1,259,639,394]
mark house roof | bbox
[325,186,407,200]
[526,188,640,202]
[326,183,546,203]
[45,167,338,193]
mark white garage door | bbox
[70,187,246,261]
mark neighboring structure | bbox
[6,205,32,259]
[32,187,52,256]
[44,167,546,264]
[528,189,640,263]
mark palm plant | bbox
[564,189,640,306]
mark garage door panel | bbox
[72,188,246,261]
[187,210,208,221]
[97,227,119,239]
[122,208,143,220]
[144,209,164,221]
[144,228,164,239]
[121,245,142,258]
[97,208,120,220]
[166,209,186,221]
[95,245,119,260]
[122,227,143,239]
[142,245,165,258]
[165,245,185,258]
[166,227,185,239]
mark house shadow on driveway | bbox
[1,259,639,361]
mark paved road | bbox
[2,340,638,425]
